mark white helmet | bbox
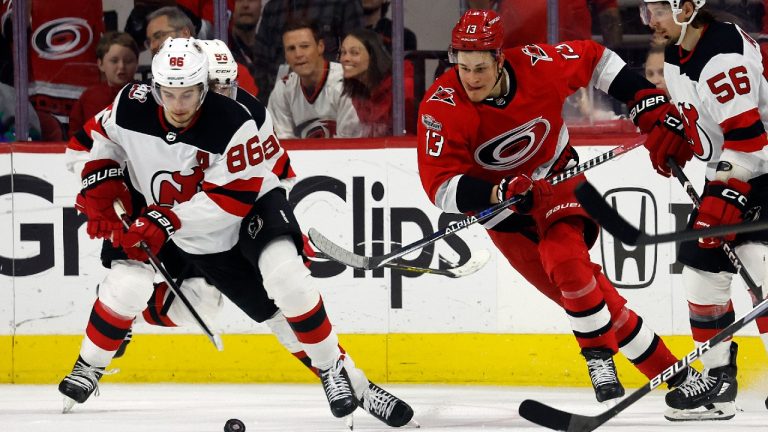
[198,39,239,98]
[151,37,209,107]
[640,0,706,45]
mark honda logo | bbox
[599,188,658,288]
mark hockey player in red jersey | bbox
[417,9,695,405]
[641,0,768,420]
[59,37,414,428]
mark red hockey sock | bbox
[85,299,133,351]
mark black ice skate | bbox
[319,356,358,419]
[58,356,109,413]
[665,343,738,421]
[359,381,416,427]
[582,348,625,404]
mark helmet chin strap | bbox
[674,9,698,46]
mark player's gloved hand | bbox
[693,178,751,248]
[497,175,553,215]
[120,205,180,261]
[301,233,317,268]
[80,159,133,239]
[629,88,693,177]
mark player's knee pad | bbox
[98,260,156,317]
[166,277,223,325]
[264,312,302,353]
[259,236,317,317]
[682,265,733,305]
[734,242,767,290]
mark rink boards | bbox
[1,140,766,388]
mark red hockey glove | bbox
[301,233,317,268]
[629,89,693,177]
[497,175,553,215]
[80,159,133,239]
[693,178,751,248]
[120,205,180,261]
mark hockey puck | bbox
[765,396,768,410]
[224,418,245,432]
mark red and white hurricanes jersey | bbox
[267,61,363,139]
[417,41,627,211]
[664,21,768,180]
[81,84,287,254]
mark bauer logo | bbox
[599,188,657,289]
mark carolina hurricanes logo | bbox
[475,117,551,170]
[296,118,337,138]
[151,166,204,207]
[428,86,456,106]
[32,17,94,60]
[522,44,553,66]
[678,102,712,160]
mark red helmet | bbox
[450,9,503,61]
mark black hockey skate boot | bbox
[113,328,133,359]
[319,355,358,418]
[359,381,415,427]
[582,348,625,403]
[665,342,738,412]
[58,356,106,413]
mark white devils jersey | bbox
[664,21,768,179]
[267,61,363,139]
[87,84,286,254]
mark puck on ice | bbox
[224,418,245,432]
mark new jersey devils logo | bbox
[475,117,551,170]
[151,166,204,207]
[678,102,712,160]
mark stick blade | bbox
[519,399,601,432]
[307,228,372,269]
[446,249,491,277]
[575,182,641,246]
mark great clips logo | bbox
[599,188,658,288]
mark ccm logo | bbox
[722,188,748,206]
[599,188,658,289]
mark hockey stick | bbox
[574,181,768,246]
[519,293,768,431]
[667,158,764,303]
[113,201,224,351]
[309,140,645,270]
[313,249,490,278]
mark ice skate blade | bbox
[600,397,621,409]
[404,418,421,428]
[664,402,736,421]
[62,396,77,414]
[344,413,354,430]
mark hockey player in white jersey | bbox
[60,37,414,427]
[642,0,768,421]
[267,19,364,139]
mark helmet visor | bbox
[640,2,673,26]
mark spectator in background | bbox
[229,0,262,76]
[0,83,42,142]
[145,6,260,96]
[268,19,363,139]
[644,44,667,95]
[362,0,417,52]
[252,0,365,102]
[68,32,140,137]
[340,29,415,137]
[467,0,623,49]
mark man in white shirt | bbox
[268,19,363,139]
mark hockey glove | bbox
[497,175,553,216]
[120,205,181,261]
[629,88,692,177]
[80,159,133,240]
[693,178,751,248]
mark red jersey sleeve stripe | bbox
[205,191,253,217]
[724,135,767,152]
